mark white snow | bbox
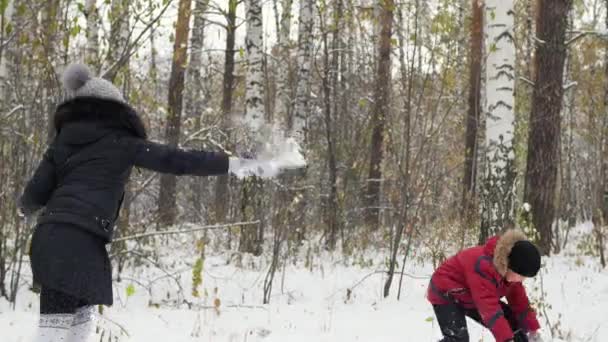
[1,223,607,342]
[231,128,307,179]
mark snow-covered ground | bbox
[1,223,607,342]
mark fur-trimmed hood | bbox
[484,229,528,276]
[54,96,147,141]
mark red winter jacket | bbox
[427,230,540,342]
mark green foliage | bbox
[0,0,8,16]
[192,238,206,298]
[126,284,136,297]
[192,257,204,297]
[577,233,600,257]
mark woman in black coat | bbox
[19,63,265,341]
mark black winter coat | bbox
[20,97,229,242]
[20,97,229,304]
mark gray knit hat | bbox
[61,63,124,102]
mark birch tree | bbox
[84,0,100,70]
[479,0,516,242]
[274,0,293,126]
[291,0,313,143]
[244,0,265,135]
[239,0,267,255]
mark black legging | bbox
[40,287,89,314]
[433,301,528,342]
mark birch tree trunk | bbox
[85,0,100,70]
[291,0,314,143]
[479,0,516,243]
[525,0,572,254]
[244,0,265,135]
[240,0,266,255]
[274,0,293,127]
[158,0,193,227]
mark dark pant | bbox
[433,302,528,342]
[40,286,89,314]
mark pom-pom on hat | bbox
[61,63,124,103]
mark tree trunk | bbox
[365,0,394,228]
[462,0,483,228]
[42,0,61,142]
[105,0,129,82]
[291,0,313,143]
[274,0,293,127]
[479,0,516,243]
[85,0,100,70]
[187,0,209,219]
[214,0,238,223]
[317,0,342,250]
[597,0,608,268]
[158,0,193,227]
[525,0,572,254]
[383,2,413,298]
[239,0,266,255]
[0,0,14,104]
[244,0,265,135]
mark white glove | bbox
[527,331,544,342]
[228,157,278,178]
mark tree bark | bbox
[480,0,517,243]
[244,0,265,135]
[186,0,209,219]
[462,0,483,228]
[239,0,267,255]
[105,0,129,82]
[158,0,193,227]
[214,0,238,223]
[291,0,313,143]
[42,0,61,142]
[365,0,394,228]
[85,0,100,70]
[274,0,293,127]
[525,0,572,254]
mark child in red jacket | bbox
[427,229,543,342]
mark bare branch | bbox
[519,76,535,87]
[563,81,578,91]
[2,105,24,120]
[101,0,174,80]
[112,221,260,243]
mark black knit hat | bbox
[508,240,541,277]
